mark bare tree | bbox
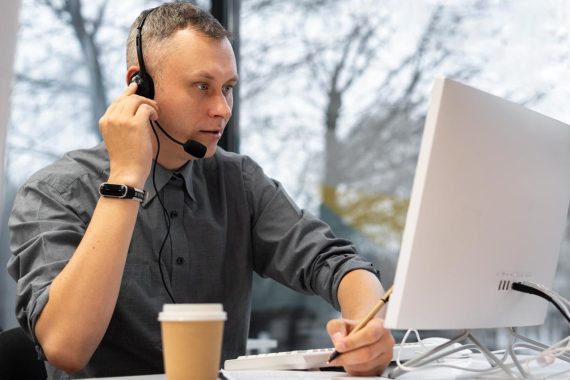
[317,11,389,212]
[36,0,108,135]
[241,1,491,229]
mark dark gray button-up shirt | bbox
[7,143,380,379]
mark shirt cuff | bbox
[27,285,51,360]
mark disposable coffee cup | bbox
[158,304,226,380]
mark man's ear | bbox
[126,66,140,86]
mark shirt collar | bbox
[142,160,195,207]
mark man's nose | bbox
[209,92,232,120]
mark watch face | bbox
[99,183,127,197]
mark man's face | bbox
[152,28,238,161]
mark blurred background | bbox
[1,0,569,353]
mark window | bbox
[240,0,570,349]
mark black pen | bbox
[328,286,393,363]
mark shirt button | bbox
[170,210,179,218]
[176,257,185,265]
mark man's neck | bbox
[157,156,191,171]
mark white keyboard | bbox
[225,341,458,371]
[225,348,336,371]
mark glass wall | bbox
[240,0,570,350]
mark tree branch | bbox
[15,73,89,93]
[90,0,108,37]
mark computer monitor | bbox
[385,77,570,330]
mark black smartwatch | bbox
[98,183,145,202]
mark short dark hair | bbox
[126,2,231,68]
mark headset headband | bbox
[136,7,158,79]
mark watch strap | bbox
[99,183,145,202]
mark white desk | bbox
[85,356,570,379]
[86,376,165,380]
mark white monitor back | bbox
[385,77,570,330]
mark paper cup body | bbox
[159,304,226,380]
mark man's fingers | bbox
[332,341,385,368]
[326,319,348,336]
[110,81,137,104]
[331,330,395,376]
[326,316,395,376]
[326,319,350,350]
[108,89,159,124]
[338,318,387,352]
[134,103,159,124]
[116,82,157,108]
[99,87,159,141]
[332,328,394,363]
[124,81,138,95]
[327,319,350,341]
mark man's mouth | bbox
[200,129,223,136]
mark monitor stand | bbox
[387,328,570,379]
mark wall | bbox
[0,0,22,330]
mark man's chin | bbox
[203,145,218,158]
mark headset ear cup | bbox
[130,72,155,99]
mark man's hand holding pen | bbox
[326,287,395,376]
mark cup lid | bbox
[158,303,227,321]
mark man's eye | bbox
[222,85,234,95]
[197,83,208,91]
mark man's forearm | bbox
[337,269,385,320]
[329,269,395,376]
[35,197,140,372]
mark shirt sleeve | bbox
[243,157,381,311]
[7,178,89,356]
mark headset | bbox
[131,8,156,99]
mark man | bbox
[8,3,394,379]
